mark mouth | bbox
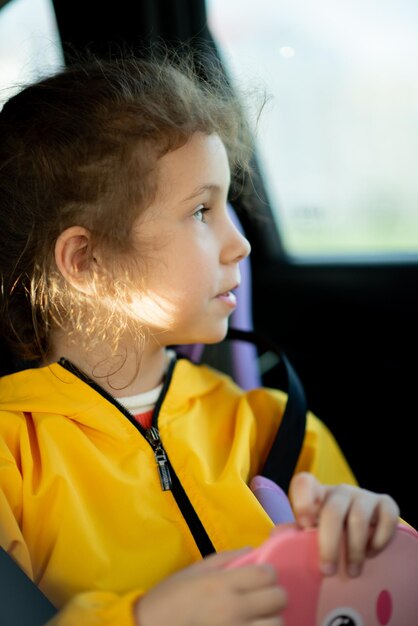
[217,283,239,296]
[215,284,239,308]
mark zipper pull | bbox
[145,426,172,491]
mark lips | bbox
[215,284,238,308]
[217,283,239,298]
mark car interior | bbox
[1,0,418,623]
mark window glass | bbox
[207,0,418,256]
[0,0,64,110]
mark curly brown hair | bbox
[0,53,254,360]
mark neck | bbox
[45,331,169,397]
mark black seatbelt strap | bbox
[0,546,57,625]
[227,327,307,493]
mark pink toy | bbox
[234,476,418,625]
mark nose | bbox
[222,206,252,264]
[234,227,251,263]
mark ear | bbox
[54,226,96,294]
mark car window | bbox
[207,0,418,258]
[0,0,64,110]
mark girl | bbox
[0,55,399,626]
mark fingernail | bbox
[320,562,336,576]
[348,563,361,578]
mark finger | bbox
[251,618,284,626]
[244,586,287,617]
[345,491,379,577]
[367,494,400,554]
[225,563,278,592]
[289,472,327,528]
[174,548,253,582]
[317,486,352,575]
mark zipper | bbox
[58,355,215,557]
[145,426,172,491]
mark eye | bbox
[193,204,210,223]
[321,607,364,626]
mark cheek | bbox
[123,266,210,326]
[123,291,181,329]
[165,251,214,298]
[121,238,216,325]
[376,589,392,625]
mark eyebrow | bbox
[181,183,227,203]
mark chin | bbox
[175,321,229,347]
[199,322,229,345]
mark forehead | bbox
[155,132,231,203]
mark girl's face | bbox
[127,132,251,346]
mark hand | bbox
[287,471,399,578]
[135,548,287,626]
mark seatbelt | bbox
[226,328,307,493]
[0,328,307,624]
[0,546,57,625]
